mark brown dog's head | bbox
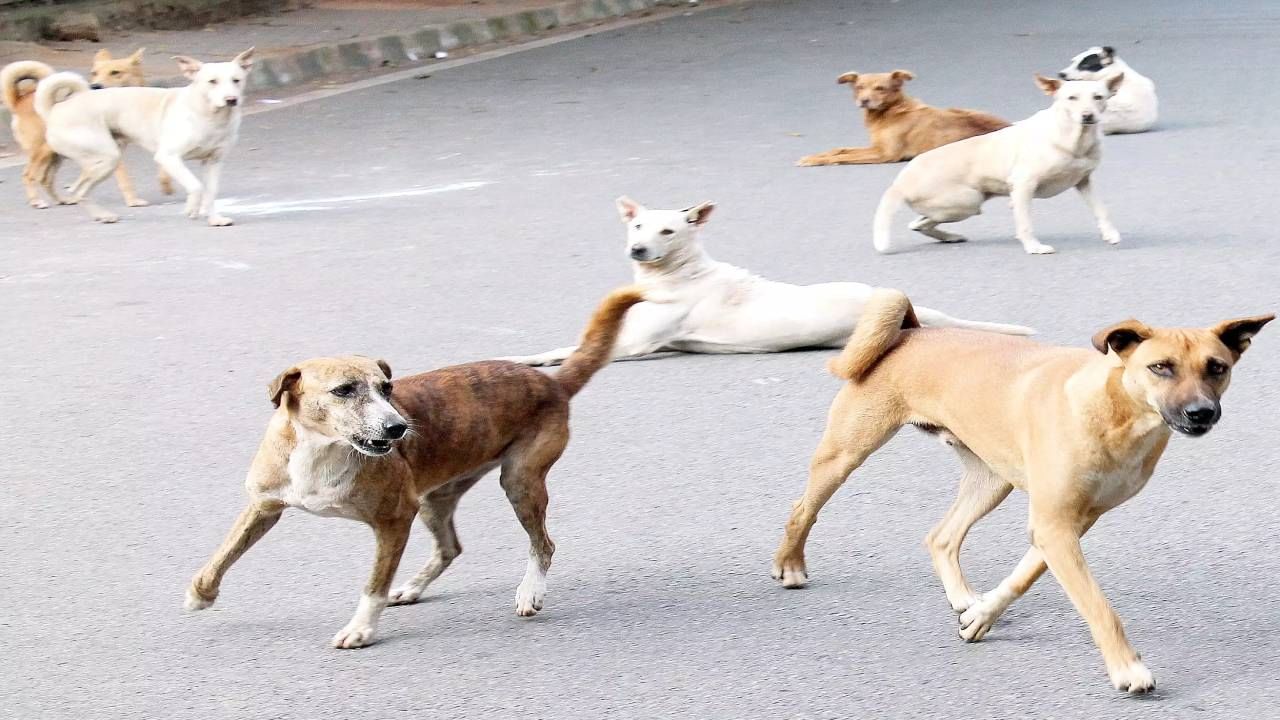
[1092,315,1274,436]
[89,48,147,90]
[268,356,408,456]
[837,69,914,111]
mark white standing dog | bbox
[502,198,1033,367]
[1059,46,1156,134]
[873,74,1124,256]
[34,49,254,225]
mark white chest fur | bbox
[276,432,362,519]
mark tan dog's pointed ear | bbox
[1106,72,1125,94]
[890,69,915,83]
[268,366,301,408]
[1091,319,1153,357]
[836,72,858,85]
[1034,74,1062,96]
[94,49,113,62]
[616,196,644,222]
[173,56,203,80]
[130,48,146,65]
[684,201,715,227]
[1210,314,1274,359]
[377,359,393,379]
[233,47,255,72]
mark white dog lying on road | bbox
[873,74,1124,255]
[502,198,1033,366]
[35,49,254,225]
[1059,46,1156,134]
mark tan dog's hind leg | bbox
[798,146,894,166]
[500,428,566,617]
[184,501,285,610]
[114,164,150,207]
[388,471,487,606]
[333,515,414,649]
[772,387,903,588]
[925,448,1012,612]
[158,166,175,195]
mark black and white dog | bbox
[1059,46,1157,134]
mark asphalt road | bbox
[3,0,1279,717]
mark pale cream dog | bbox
[34,49,254,226]
[873,74,1125,255]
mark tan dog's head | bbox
[837,69,914,111]
[615,196,714,264]
[1092,315,1274,436]
[268,356,408,456]
[174,48,254,109]
[89,48,147,90]
[1035,73,1123,127]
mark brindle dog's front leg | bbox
[332,514,414,649]
[185,500,286,610]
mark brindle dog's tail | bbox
[556,285,647,397]
[828,289,919,382]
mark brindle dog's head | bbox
[268,356,408,456]
[1092,315,1274,436]
[836,69,915,111]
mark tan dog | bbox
[798,70,1008,167]
[771,290,1272,693]
[184,287,645,649]
[0,49,171,209]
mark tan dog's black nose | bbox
[1183,405,1217,425]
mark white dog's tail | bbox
[913,305,1035,336]
[33,71,89,120]
[872,185,904,253]
[1,60,54,111]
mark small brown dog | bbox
[185,286,646,648]
[798,70,1009,166]
[772,289,1271,693]
[1,48,170,208]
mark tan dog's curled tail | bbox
[556,286,648,396]
[1,60,54,110]
[828,289,919,381]
[33,71,89,120]
[872,185,904,253]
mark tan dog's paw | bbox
[332,624,377,649]
[387,584,424,606]
[184,586,216,611]
[770,559,808,589]
[796,154,828,167]
[30,199,50,210]
[1109,659,1155,694]
[948,590,980,614]
[957,594,1004,642]
[93,211,120,224]
[126,198,150,208]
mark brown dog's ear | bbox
[268,366,301,408]
[684,201,715,227]
[377,359,393,380]
[94,49,113,62]
[890,69,915,84]
[1091,319,1153,357]
[233,47,255,72]
[615,196,644,222]
[173,56,203,79]
[1034,74,1062,96]
[129,48,146,65]
[836,72,858,85]
[1210,314,1275,359]
[1105,72,1125,94]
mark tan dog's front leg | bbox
[1033,515,1154,693]
[332,516,413,649]
[184,500,285,610]
[114,164,150,207]
[797,145,895,166]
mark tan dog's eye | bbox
[659,229,675,236]
[1147,362,1174,378]
[331,383,357,398]
[1206,360,1229,376]
[110,70,121,77]
[874,86,886,92]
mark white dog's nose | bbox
[225,97,239,107]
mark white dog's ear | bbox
[836,71,858,85]
[616,196,645,222]
[1105,72,1125,94]
[890,69,915,84]
[173,56,203,79]
[684,202,715,227]
[234,47,255,72]
[129,48,146,65]
[1034,74,1061,96]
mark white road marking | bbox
[217,180,491,215]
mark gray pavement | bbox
[2,0,1280,717]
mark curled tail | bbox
[33,71,89,120]
[872,184,903,253]
[1,60,54,111]
[828,289,919,382]
[912,305,1035,336]
[556,285,647,396]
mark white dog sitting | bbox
[502,198,1033,367]
[1059,46,1156,134]
[873,74,1124,255]
[35,49,254,225]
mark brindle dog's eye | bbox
[1207,360,1229,376]
[659,229,675,236]
[1147,362,1174,378]
[331,383,357,397]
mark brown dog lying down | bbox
[184,286,645,648]
[798,70,1009,166]
[772,290,1271,693]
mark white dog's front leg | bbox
[200,159,233,227]
[155,152,204,219]
[1010,182,1054,254]
[1076,176,1120,245]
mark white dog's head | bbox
[615,196,715,264]
[1058,46,1122,81]
[1035,74,1123,127]
[174,48,254,110]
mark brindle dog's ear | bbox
[268,366,301,407]
[377,359,393,379]
[1091,319,1153,357]
[837,72,858,85]
[1210,314,1275,359]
